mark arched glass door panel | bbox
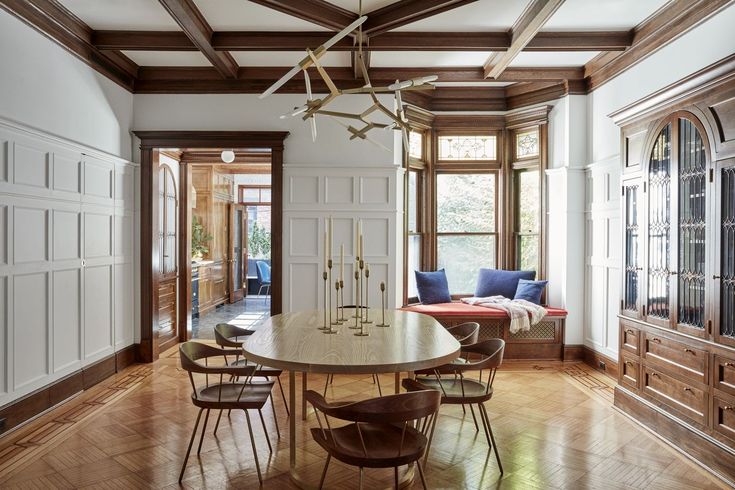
[647,124,672,321]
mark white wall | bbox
[133,94,403,311]
[0,12,137,407]
[580,4,735,358]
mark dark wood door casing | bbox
[134,131,289,363]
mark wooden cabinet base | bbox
[615,385,735,487]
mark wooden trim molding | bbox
[0,345,138,435]
[582,346,619,378]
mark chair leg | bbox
[258,409,273,453]
[269,395,281,438]
[213,409,223,437]
[197,409,210,455]
[276,376,289,417]
[394,466,399,489]
[416,461,429,490]
[375,374,382,397]
[359,467,364,490]
[480,403,503,474]
[468,404,479,432]
[424,411,439,466]
[478,403,492,447]
[244,410,263,484]
[178,408,203,483]
[323,375,330,397]
[318,454,331,490]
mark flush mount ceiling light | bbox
[259,2,437,151]
[220,150,235,163]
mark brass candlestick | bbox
[320,271,329,330]
[333,281,341,325]
[351,271,361,329]
[351,257,360,319]
[338,280,347,321]
[329,260,340,326]
[362,267,372,324]
[376,281,390,327]
[354,273,369,336]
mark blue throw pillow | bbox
[514,279,548,305]
[475,269,536,299]
[415,269,452,305]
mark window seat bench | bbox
[401,302,568,360]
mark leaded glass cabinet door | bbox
[675,118,708,338]
[716,161,735,348]
[621,179,642,318]
[646,123,673,327]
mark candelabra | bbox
[362,266,372,324]
[376,281,390,327]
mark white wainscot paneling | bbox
[606,268,620,352]
[289,218,319,257]
[362,218,390,257]
[53,210,80,261]
[53,153,81,194]
[114,165,135,208]
[332,217,355,256]
[359,176,390,204]
[289,263,319,311]
[13,143,49,189]
[114,263,133,347]
[84,158,113,200]
[84,212,112,258]
[114,214,133,258]
[290,176,319,204]
[84,264,113,360]
[586,265,606,347]
[13,272,49,390]
[0,204,6,265]
[325,176,354,204]
[607,217,621,262]
[13,206,48,264]
[0,277,6,393]
[0,139,8,182]
[53,268,81,372]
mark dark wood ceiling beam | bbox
[248,0,357,30]
[0,0,137,89]
[362,0,479,36]
[93,30,196,50]
[158,0,239,78]
[484,0,565,79]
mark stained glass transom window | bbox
[409,131,422,160]
[516,129,539,158]
[438,135,497,161]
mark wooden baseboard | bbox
[615,386,735,487]
[0,344,140,435]
[583,346,619,378]
[563,344,584,361]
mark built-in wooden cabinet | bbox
[613,59,735,483]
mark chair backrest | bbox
[213,323,253,348]
[306,389,440,424]
[463,338,505,371]
[256,261,271,283]
[447,322,480,346]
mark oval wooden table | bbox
[241,308,460,488]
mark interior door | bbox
[158,163,179,353]
[229,203,247,302]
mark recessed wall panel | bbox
[13,272,48,389]
[84,265,112,359]
[0,277,6,393]
[53,269,81,371]
[359,177,389,204]
[84,161,113,199]
[114,263,133,347]
[115,167,134,205]
[332,218,354,258]
[14,207,47,264]
[289,263,318,311]
[325,176,353,204]
[0,205,6,265]
[53,210,80,261]
[84,213,112,258]
[289,218,318,257]
[14,144,48,188]
[53,154,81,193]
[290,176,319,204]
[114,214,133,258]
[0,140,7,182]
[362,218,389,257]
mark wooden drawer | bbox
[715,355,735,398]
[621,322,640,356]
[620,355,640,390]
[713,393,735,443]
[642,366,707,425]
[643,332,708,383]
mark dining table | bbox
[241,307,461,488]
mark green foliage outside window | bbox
[249,222,271,259]
[191,215,213,259]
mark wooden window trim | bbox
[435,130,502,165]
[238,184,272,206]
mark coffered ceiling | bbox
[2,0,731,111]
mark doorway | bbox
[134,131,288,363]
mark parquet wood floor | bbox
[0,346,729,489]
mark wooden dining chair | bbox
[305,389,441,490]
[178,341,275,484]
[214,323,289,422]
[402,338,505,473]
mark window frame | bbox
[238,184,272,206]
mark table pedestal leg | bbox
[302,372,308,421]
[395,372,400,394]
[289,370,296,468]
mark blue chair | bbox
[255,261,271,299]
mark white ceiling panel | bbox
[509,51,600,67]
[434,82,515,87]
[371,51,494,67]
[122,51,212,67]
[330,0,398,13]
[196,0,329,31]
[544,0,669,30]
[230,51,351,67]
[393,0,531,32]
[58,0,180,30]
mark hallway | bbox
[192,296,271,340]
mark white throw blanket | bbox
[461,296,548,334]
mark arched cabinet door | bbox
[715,162,735,347]
[643,113,711,338]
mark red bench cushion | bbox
[401,302,568,318]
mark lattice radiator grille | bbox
[510,321,557,340]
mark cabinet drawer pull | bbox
[683,387,693,393]
[724,406,735,411]
[725,362,735,368]
[651,338,661,343]
[683,348,695,354]
[651,372,660,378]
[625,360,635,367]
[714,275,721,280]
[625,329,635,334]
